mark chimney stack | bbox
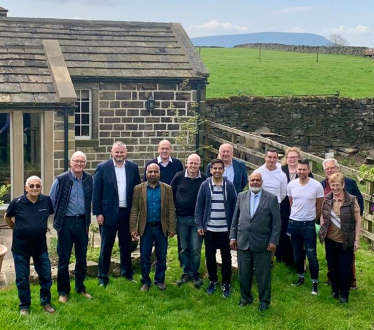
[0,7,8,17]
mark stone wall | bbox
[234,43,367,57]
[205,96,374,152]
[73,81,199,175]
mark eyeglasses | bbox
[330,184,343,188]
[71,160,86,164]
[287,156,299,159]
[29,184,41,189]
[324,166,337,171]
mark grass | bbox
[198,48,374,98]
[1,238,374,329]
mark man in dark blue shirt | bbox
[5,176,55,316]
[49,151,93,303]
[130,163,176,292]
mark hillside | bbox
[191,32,331,48]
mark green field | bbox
[198,48,374,98]
[1,239,374,329]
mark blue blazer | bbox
[92,159,141,225]
[206,158,248,193]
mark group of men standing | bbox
[4,139,363,315]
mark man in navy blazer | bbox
[93,141,141,286]
[206,144,248,193]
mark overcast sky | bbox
[1,0,373,47]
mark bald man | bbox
[206,143,248,193]
[230,172,281,311]
[50,151,93,303]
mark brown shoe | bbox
[79,292,92,300]
[42,304,56,314]
[157,283,166,291]
[20,309,29,316]
[140,284,149,292]
[58,295,68,303]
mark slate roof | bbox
[0,17,209,82]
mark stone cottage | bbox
[0,8,209,202]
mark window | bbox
[75,89,92,140]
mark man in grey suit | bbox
[230,172,281,312]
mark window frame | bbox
[75,89,92,140]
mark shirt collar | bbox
[157,155,172,164]
[250,190,262,198]
[146,181,160,188]
[185,169,201,179]
[69,170,83,181]
[113,159,126,168]
[210,177,223,187]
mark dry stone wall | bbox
[205,96,374,152]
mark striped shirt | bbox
[207,181,228,232]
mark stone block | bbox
[116,91,131,100]
[110,101,120,108]
[100,83,120,90]
[154,91,174,100]
[100,92,115,100]
[115,110,127,116]
[121,83,137,90]
[99,109,114,116]
[99,124,113,130]
[158,83,177,91]
[176,92,191,101]
[133,117,145,123]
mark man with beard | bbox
[130,163,176,292]
[93,141,140,287]
[230,172,281,311]
[287,159,324,295]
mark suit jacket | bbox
[230,189,281,252]
[92,159,140,225]
[130,182,176,237]
[320,177,364,215]
[206,158,248,193]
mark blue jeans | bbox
[140,222,168,287]
[13,251,52,309]
[177,216,203,277]
[288,220,319,281]
[57,216,88,296]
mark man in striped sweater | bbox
[195,159,237,298]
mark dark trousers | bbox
[275,216,294,265]
[13,251,52,309]
[57,216,88,296]
[238,248,272,305]
[204,230,231,284]
[98,208,133,284]
[325,238,353,299]
[288,220,319,280]
[140,222,168,287]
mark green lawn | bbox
[1,238,374,329]
[199,48,374,98]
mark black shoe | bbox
[177,274,190,287]
[207,281,217,295]
[311,283,318,295]
[221,283,230,298]
[339,297,348,304]
[126,277,137,283]
[292,277,305,287]
[258,304,269,312]
[332,292,339,300]
[238,299,252,307]
[99,281,108,288]
[193,277,203,289]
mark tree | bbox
[328,34,349,46]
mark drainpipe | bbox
[64,108,69,171]
[196,83,202,152]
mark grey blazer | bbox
[230,189,281,252]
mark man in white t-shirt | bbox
[287,159,324,295]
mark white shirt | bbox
[114,160,127,208]
[287,178,324,221]
[223,162,234,184]
[157,155,172,167]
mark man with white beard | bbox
[230,172,281,312]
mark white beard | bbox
[249,186,262,193]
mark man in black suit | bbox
[230,172,281,312]
[93,141,141,287]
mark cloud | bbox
[188,20,249,36]
[331,25,371,35]
[286,27,306,33]
[272,7,312,14]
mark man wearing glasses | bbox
[5,176,55,315]
[320,158,363,289]
[50,151,93,303]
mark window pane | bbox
[75,126,80,136]
[75,114,81,124]
[0,113,11,203]
[81,102,89,113]
[82,114,89,125]
[81,126,89,136]
[80,90,89,101]
[24,113,41,187]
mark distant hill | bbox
[191,32,331,48]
